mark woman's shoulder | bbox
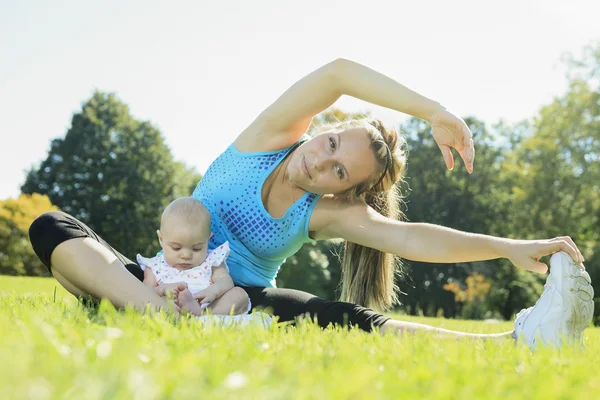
[309,196,368,238]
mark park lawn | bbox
[0,276,598,400]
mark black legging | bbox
[28,211,390,332]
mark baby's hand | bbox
[193,287,218,306]
[154,282,188,299]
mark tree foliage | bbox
[0,194,58,276]
[21,91,202,258]
[498,42,600,322]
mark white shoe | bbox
[514,251,594,350]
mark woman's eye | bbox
[336,165,344,179]
[329,137,336,151]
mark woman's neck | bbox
[261,152,307,218]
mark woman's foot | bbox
[514,251,594,350]
[176,289,205,316]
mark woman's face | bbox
[287,128,378,195]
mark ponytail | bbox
[339,187,403,311]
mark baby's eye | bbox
[329,137,336,151]
[336,165,345,179]
[171,247,181,251]
[193,248,203,252]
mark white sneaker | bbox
[514,251,594,350]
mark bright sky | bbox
[1,0,598,200]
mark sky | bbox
[1,0,598,200]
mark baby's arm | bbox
[188,263,249,315]
[209,263,235,298]
[191,263,234,305]
[144,268,186,298]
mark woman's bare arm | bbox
[236,58,445,151]
[235,60,342,151]
[310,199,582,272]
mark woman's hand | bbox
[428,108,475,174]
[501,236,585,274]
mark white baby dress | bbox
[136,241,231,296]
[136,241,271,327]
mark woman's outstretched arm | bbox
[311,199,584,273]
[238,58,474,172]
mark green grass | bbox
[1,276,598,399]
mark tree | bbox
[498,42,600,322]
[0,194,58,276]
[276,239,343,300]
[21,91,202,257]
[443,272,492,319]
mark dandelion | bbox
[104,327,124,339]
[225,372,248,389]
[58,344,71,357]
[96,340,112,358]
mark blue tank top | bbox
[191,140,321,287]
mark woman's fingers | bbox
[548,238,581,263]
[549,237,583,263]
[459,123,474,174]
[459,145,474,175]
[437,143,454,170]
[462,124,473,150]
[562,236,584,262]
[430,111,475,173]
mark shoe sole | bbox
[554,251,594,346]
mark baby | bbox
[137,197,250,316]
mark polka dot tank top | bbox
[191,139,321,287]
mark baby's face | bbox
[158,218,211,270]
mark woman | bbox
[29,58,593,348]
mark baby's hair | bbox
[160,197,211,234]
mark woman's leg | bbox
[242,286,513,339]
[379,320,513,339]
[29,211,169,311]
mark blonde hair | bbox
[161,197,211,235]
[318,119,407,311]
